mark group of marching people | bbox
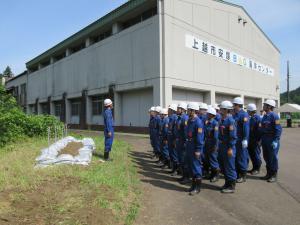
[148,97,282,195]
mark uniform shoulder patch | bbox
[275,120,280,125]
[229,125,234,131]
[198,128,203,133]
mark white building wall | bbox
[162,0,280,107]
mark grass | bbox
[0,133,141,225]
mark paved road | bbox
[117,128,300,225]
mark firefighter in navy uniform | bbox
[148,106,156,154]
[259,99,282,183]
[218,101,237,193]
[247,103,262,175]
[174,102,189,178]
[232,97,250,183]
[204,107,220,182]
[185,102,205,196]
[103,99,114,161]
[167,104,178,174]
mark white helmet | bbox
[104,98,113,106]
[150,106,156,112]
[220,100,233,109]
[154,106,162,113]
[233,97,244,105]
[247,103,257,112]
[213,103,220,110]
[168,103,178,111]
[199,102,208,110]
[187,102,199,111]
[264,99,276,108]
[161,108,168,115]
[178,102,187,110]
[207,107,216,116]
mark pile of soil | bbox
[58,142,83,156]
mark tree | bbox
[2,66,13,78]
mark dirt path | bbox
[117,133,300,225]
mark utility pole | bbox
[287,60,290,103]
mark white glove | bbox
[271,141,278,149]
[242,140,248,148]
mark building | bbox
[5,0,280,132]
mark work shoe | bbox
[169,164,178,176]
[189,179,201,196]
[179,177,191,185]
[221,181,235,194]
[236,173,246,183]
[267,173,277,183]
[202,170,210,179]
[210,170,220,183]
[260,172,271,180]
[186,179,196,192]
[220,181,229,190]
[250,169,260,175]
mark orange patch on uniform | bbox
[244,117,248,122]
[198,128,203,133]
[275,120,280,125]
[227,148,233,156]
[229,125,234,131]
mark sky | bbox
[0,0,299,93]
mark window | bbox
[122,7,157,29]
[92,98,103,116]
[55,103,61,117]
[91,29,112,44]
[54,52,66,61]
[41,104,48,115]
[70,43,85,54]
[71,102,81,116]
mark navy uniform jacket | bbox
[186,116,204,153]
[168,113,178,138]
[174,113,189,141]
[204,118,219,148]
[233,109,250,141]
[219,115,237,148]
[104,108,114,135]
[161,116,169,141]
[259,112,282,142]
[249,114,261,144]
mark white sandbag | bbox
[35,136,96,167]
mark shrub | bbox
[0,85,63,146]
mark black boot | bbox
[187,179,196,192]
[189,179,201,195]
[221,180,235,193]
[236,172,246,183]
[170,164,178,176]
[267,172,277,183]
[178,170,191,184]
[104,152,108,160]
[260,171,271,180]
[210,169,220,183]
[220,180,229,191]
